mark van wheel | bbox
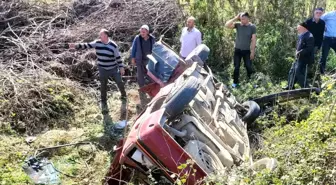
[162,76,200,118]
[184,140,225,174]
[242,101,260,124]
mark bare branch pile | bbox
[0,67,77,134]
[0,0,183,133]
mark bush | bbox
[326,51,336,72]
[0,70,78,134]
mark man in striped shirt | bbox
[69,29,127,114]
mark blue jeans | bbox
[320,37,336,74]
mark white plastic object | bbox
[131,149,154,168]
[114,120,127,130]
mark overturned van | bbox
[105,41,277,185]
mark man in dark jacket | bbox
[305,8,325,80]
[284,22,314,89]
[305,8,325,52]
[131,25,155,87]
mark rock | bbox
[78,144,96,157]
[25,136,37,144]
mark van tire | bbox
[242,101,260,124]
[162,76,200,118]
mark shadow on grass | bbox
[136,91,150,115]
[86,100,128,160]
[120,99,127,120]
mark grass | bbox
[326,51,336,73]
[0,75,140,185]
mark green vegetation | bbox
[0,74,140,184]
[182,0,336,81]
[227,76,335,185]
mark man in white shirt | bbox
[180,16,202,59]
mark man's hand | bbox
[225,14,240,29]
[235,13,241,20]
[131,58,136,66]
[250,51,255,60]
[120,67,125,76]
[69,43,76,50]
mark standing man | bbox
[305,8,325,80]
[225,12,256,88]
[305,8,325,53]
[180,16,202,59]
[131,25,155,88]
[320,10,336,75]
[69,29,127,114]
[284,23,314,89]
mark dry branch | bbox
[0,0,183,134]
